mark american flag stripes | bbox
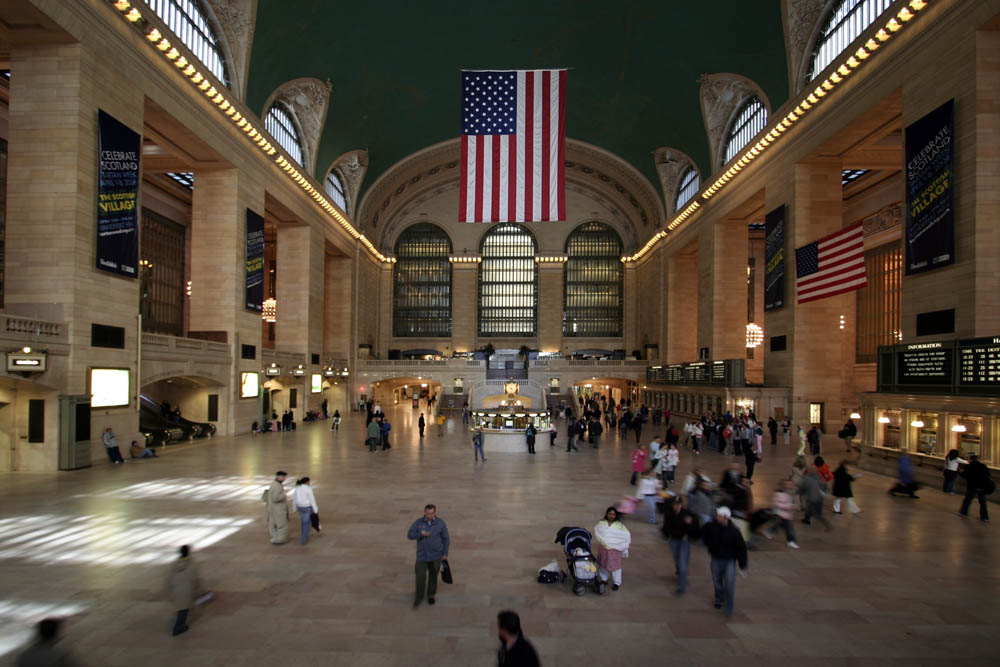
[459,69,567,223]
[795,221,867,304]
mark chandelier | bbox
[745,323,763,348]
[262,298,277,323]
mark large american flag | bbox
[459,69,567,223]
[795,221,867,303]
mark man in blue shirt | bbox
[407,504,449,608]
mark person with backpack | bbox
[525,422,536,454]
[958,453,993,522]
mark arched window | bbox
[265,103,304,166]
[563,222,623,338]
[478,223,537,337]
[325,170,348,213]
[393,224,452,338]
[147,0,229,86]
[808,0,893,82]
[675,167,700,211]
[723,96,767,164]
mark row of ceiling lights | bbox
[107,0,390,263]
[623,0,930,264]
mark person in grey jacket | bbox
[407,504,450,608]
[799,469,831,530]
[165,545,203,636]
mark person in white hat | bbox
[700,506,748,616]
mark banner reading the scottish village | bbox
[96,109,140,278]
[904,99,954,275]
[764,204,785,311]
[245,208,265,312]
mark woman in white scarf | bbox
[594,507,631,590]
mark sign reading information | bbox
[245,208,265,312]
[96,110,140,278]
[878,337,1000,396]
[764,205,785,311]
[904,99,954,275]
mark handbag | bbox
[310,512,321,531]
[440,560,454,584]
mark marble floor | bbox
[0,403,997,666]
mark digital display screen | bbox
[90,368,130,408]
[240,372,259,398]
[311,374,322,393]
[958,337,1000,386]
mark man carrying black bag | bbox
[407,503,449,608]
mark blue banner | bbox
[245,208,265,311]
[96,109,140,278]
[764,204,785,311]
[905,99,954,275]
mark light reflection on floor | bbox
[71,475,299,502]
[0,601,85,658]
[0,515,253,565]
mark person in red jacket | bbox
[814,456,833,484]
[629,444,647,485]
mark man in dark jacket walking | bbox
[959,453,992,522]
[525,423,536,454]
[496,610,541,666]
[662,495,701,594]
[418,413,426,438]
[407,504,450,607]
[701,506,748,616]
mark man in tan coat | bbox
[264,471,289,544]
[166,545,202,636]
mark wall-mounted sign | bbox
[96,110,140,278]
[878,336,1000,396]
[6,348,46,372]
[311,374,322,393]
[240,371,259,398]
[764,204,785,311]
[905,99,954,275]
[90,368,130,408]
[245,208,265,311]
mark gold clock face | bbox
[504,381,519,396]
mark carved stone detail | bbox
[262,78,333,177]
[698,73,770,174]
[783,0,828,95]
[861,201,902,237]
[204,0,257,102]
[653,147,699,217]
[324,150,369,216]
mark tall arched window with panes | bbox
[723,97,767,164]
[675,167,700,211]
[147,0,229,86]
[807,0,893,82]
[563,222,623,337]
[265,103,304,166]
[393,224,452,338]
[325,170,348,214]
[478,223,537,337]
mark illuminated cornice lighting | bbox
[449,256,482,263]
[106,0,389,263]
[262,298,277,323]
[626,0,931,263]
[534,255,568,263]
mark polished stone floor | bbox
[0,402,997,666]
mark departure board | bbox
[684,363,709,383]
[645,360,745,387]
[897,344,952,385]
[958,336,1000,386]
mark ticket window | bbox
[912,413,939,456]
[881,412,901,449]
[953,417,983,461]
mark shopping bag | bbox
[440,560,454,584]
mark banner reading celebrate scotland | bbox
[460,69,567,222]
[904,99,954,275]
[245,208,265,312]
[96,109,140,278]
[764,205,785,311]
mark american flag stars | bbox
[462,72,517,135]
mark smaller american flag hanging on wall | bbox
[459,69,567,223]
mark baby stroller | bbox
[555,527,606,596]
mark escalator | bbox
[139,395,216,446]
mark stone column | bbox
[666,251,697,364]
[189,169,266,435]
[323,252,353,361]
[623,263,638,356]
[450,262,478,353]
[537,261,564,353]
[790,159,849,432]
[698,219,747,361]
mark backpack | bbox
[261,488,269,503]
[723,427,732,439]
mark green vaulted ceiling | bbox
[246,0,790,203]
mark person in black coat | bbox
[959,453,992,522]
[497,610,540,667]
[701,507,748,616]
[832,461,861,514]
[525,423,536,454]
[662,495,701,595]
[767,417,778,445]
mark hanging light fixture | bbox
[262,298,277,323]
[877,416,890,424]
[745,323,763,348]
[951,423,967,433]
[849,412,861,420]
[910,419,925,428]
